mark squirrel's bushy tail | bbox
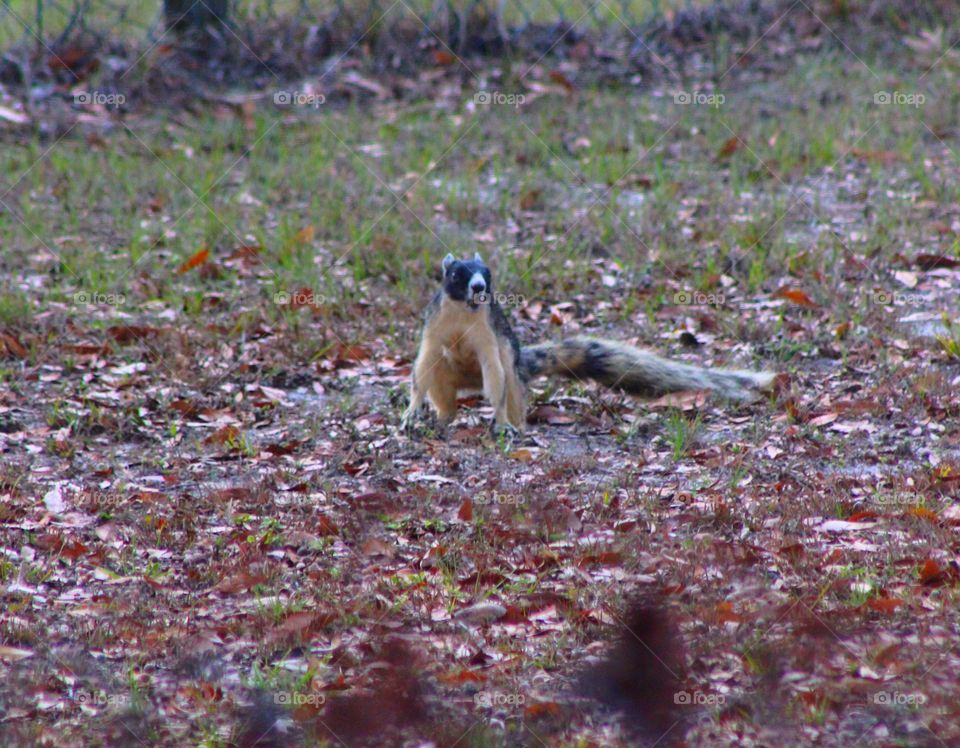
[519,336,775,402]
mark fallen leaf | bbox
[915,253,960,270]
[919,559,945,585]
[519,189,541,211]
[204,426,241,446]
[851,148,898,165]
[772,287,817,308]
[0,105,30,125]
[0,333,27,358]
[524,701,564,718]
[865,598,903,614]
[816,519,878,532]
[904,506,938,523]
[893,270,918,288]
[549,70,576,93]
[455,602,507,624]
[107,325,159,344]
[214,571,268,595]
[508,448,537,462]
[43,485,67,514]
[809,412,838,427]
[177,247,210,273]
[0,645,34,661]
[295,225,315,243]
[716,136,740,160]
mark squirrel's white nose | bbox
[469,272,486,293]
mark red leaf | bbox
[850,148,898,165]
[317,515,339,536]
[915,253,960,270]
[714,601,744,623]
[63,343,112,356]
[169,399,199,417]
[904,506,938,523]
[524,701,564,718]
[291,287,318,309]
[61,541,89,560]
[527,405,575,425]
[225,244,262,266]
[107,325,159,344]
[549,70,576,93]
[772,287,817,308]
[458,498,473,521]
[274,610,335,640]
[204,426,240,446]
[519,188,541,211]
[501,604,530,624]
[778,543,805,560]
[263,441,302,456]
[208,487,253,502]
[0,333,28,358]
[437,668,485,685]
[295,225,315,244]
[716,136,740,160]
[215,571,268,595]
[328,343,371,368]
[866,598,903,614]
[919,559,944,585]
[577,551,622,567]
[177,247,210,273]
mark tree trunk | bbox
[164,0,229,32]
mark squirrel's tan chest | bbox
[433,300,496,389]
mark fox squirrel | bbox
[401,253,775,432]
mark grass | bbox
[1,59,949,350]
[664,409,702,459]
[2,13,960,748]
[0,51,957,322]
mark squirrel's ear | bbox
[442,253,456,272]
[474,252,484,263]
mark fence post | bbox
[163,0,230,31]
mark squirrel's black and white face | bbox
[442,253,492,311]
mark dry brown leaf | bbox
[204,425,241,446]
[549,70,576,93]
[865,598,903,614]
[177,247,210,273]
[716,136,740,160]
[772,287,817,308]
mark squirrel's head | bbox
[441,253,492,311]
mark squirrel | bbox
[401,253,775,433]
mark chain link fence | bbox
[0,0,674,52]
[0,0,710,108]
[1,0,953,113]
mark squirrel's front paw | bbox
[490,422,521,447]
[399,409,418,434]
[401,409,448,438]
